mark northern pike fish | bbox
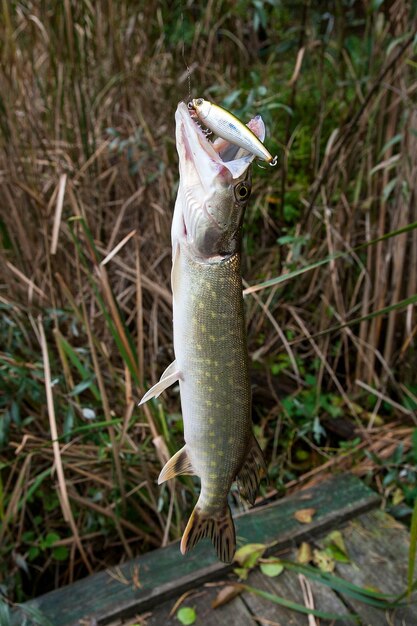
[140,101,267,562]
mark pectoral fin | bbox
[158,445,195,484]
[139,360,181,405]
[236,435,266,506]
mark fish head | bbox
[173,101,266,260]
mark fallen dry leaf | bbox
[212,584,242,609]
[313,548,335,572]
[294,508,316,524]
[297,542,313,564]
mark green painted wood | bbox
[318,510,417,625]
[14,474,379,626]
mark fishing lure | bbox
[189,98,278,166]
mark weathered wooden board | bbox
[112,511,415,626]
[14,474,379,626]
[317,510,417,625]
[137,584,254,626]
[102,508,416,626]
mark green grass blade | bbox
[244,220,417,295]
[56,418,121,440]
[242,584,358,621]
[309,293,417,342]
[68,220,140,386]
[17,468,52,512]
[57,335,100,401]
[281,561,403,608]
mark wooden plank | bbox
[137,583,254,626]
[107,553,356,626]
[316,510,417,625]
[14,474,379,626]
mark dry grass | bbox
[0,0,417,602]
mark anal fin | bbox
[158,445,195,484]
[180,504,236,563]
[139,360,181,405]
[236,434,266,506]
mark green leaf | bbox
[52,546,69,561]
[260,561,284,577]
[44,532,60,547]
[69,378,96,396]
[234,543,266,568]
[28,546,40,561]
[379,134,402,158]
[325,544,350,563]
[176,606,196,625]
[323,531,350,563]
[233,567,250,580]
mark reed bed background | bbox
[1,0,417,603]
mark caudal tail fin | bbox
[180,504,236,563]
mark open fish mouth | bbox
[175,102,266,189]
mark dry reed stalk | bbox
[243,279,300,380]
[288,306,356,414]
[0,454,31,546]
[355,379,414,417]
[298,574,317,626]
[304,25,417,225]
[135,236,145,386]
[281,422,414,495]
[6,262,47,302]
[69,492,159,546]
[38,318,93,574]
[50,174,67,255]
[76,252,128,517]
[100,229,137,267]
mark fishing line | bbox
[179,0,192,103]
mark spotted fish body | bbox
[176,252,250,509]
[140,101,266,562]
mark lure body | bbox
[140,102,265,563]
[191,98,277,165]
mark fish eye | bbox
[195,98,204,106]
[234,181,251,202]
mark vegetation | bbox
[0,0,416,607]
